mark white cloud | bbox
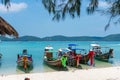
[0,2,27,13]
[99,1,109,8]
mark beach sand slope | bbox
[0,67,120,80]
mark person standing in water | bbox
[61,53,67,68]
[88,49,95,67]
[75,54,81,67]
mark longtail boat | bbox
[68,44,89,65]
[44,46,68,71]
[90,43,114,62]
[17,49,33,73]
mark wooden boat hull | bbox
[44,58,62,67]
[80,54,89,64]
[95,49,114,62]
[17,60,33,73]
[80,58,89,64]
[44,57,68,71]
[95,57,108,62]
[17,54,33,73]
[17,60,33,67]
[95,54,112,62]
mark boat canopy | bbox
[58,48,71,53]
[72,48,86,51]
[68,44,77,46]
[45,45,54,52]
[45,46,53,50]
[91,44,100,47]
[71,48,87,54]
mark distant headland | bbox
[1,34,120,41]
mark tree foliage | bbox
[104,0,120,31]
[42,0,120,30]
[1,0,120,30]
[42,0,81,21]
[1,0,10,8]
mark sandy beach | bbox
[0,66,120,80]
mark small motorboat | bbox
[17,49,33,73]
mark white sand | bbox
[0,66,120,80]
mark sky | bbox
[0,0,120,38]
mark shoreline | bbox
[1,66,120,80]
[0,60,113,75]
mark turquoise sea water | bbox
[0,41,120,75]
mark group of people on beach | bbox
[44,45,97,71]
[58,48,96,68]
[58,50,81,68]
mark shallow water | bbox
[0,41,120,75]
